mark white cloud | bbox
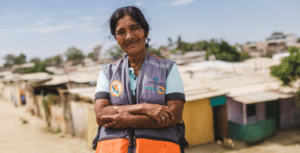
[135,2,144,6]
[35,19,54,26]
[158,3,169,7]
[0,28,11,33]
[170,0,195,6]
[15,24,73,34]
[13,20,101,34]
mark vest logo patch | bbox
[110,80,123,97]
[144,86,165,94]
[157,86,165,94]
[153,77,159,82]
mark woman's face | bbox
[115,15,148,56]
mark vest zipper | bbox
[126,136,131,147]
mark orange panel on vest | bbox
[95,138,129,153]
[135,138,180,153]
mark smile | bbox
[126,41,139,46]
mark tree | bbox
[14,53,27,65]
[53,55,63,67]
[148,47,165,58]
[87,52,95,59]
[297,38,300,43]
[175,36,195,53]
[3,54,15,68]
[270,46,300,86]
[93,44,102,62]
[44,55,63,67]
[3,53,27,68]
[65,47,85,65]
[210,40,241,62]
[30,57,42,65]
[271,32,283,36]
[194,40,209,51]
[240,52,251,60]
[107,45,123,60]
[87,44,102,61]
[176,35,182,51]
[21,57,48,74]
[44,57,55,66]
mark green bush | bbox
[241,52,251,60]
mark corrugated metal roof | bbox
[19,72,51,82]
[42,74,69,86]
[12,63,34,69]
[68,71,99,83]
[231,91,293,104]
[68,87,95,100]
[2,73,19,82]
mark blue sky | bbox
[0,0,299,65]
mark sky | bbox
[0,0,299,65]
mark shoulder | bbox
[102,55,128,75]
[147,53,174,70]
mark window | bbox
[247,104,256,117]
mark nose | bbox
[125,31,134,40]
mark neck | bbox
[128,50,147,69]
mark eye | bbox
[131,26,141,31]
[116,30,125,35]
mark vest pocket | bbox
[135,138,180,153]
[95,138,129,153]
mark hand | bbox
[143,104,174,127]
[101,106,132,129]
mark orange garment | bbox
[95,138,129,153]
[135,138,180,153]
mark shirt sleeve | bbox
[94,69,110,101]
[165,63,186,102]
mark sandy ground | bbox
[1,98,300,153]
[0,99,94,153]
[185,125,300,153]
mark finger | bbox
[101,115,114,121]
[155,117,162,127]
[163,112,170,126]
[104,121,116,128]
[166,108,175,120]
[161,114,167,127]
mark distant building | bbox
[266,32,298,47]
[242,42,268,57]
[11,63,35,73]
[170,51,207,65]
[242,32,300,56]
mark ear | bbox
[146,32,149,37]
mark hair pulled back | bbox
[109,6,150,49]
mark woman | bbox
[94,6,186,153]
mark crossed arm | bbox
[94,99,184,129]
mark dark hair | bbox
[109,6,150,49]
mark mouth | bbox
[126,40,139,47]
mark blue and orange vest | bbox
[94,53,186,153]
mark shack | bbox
[182,85,228,146]
[227,90,300,143]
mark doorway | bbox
[213,104,228,141]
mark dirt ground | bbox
[1,98,300,153]
[185,125,300,153]
[0,99,94,153]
